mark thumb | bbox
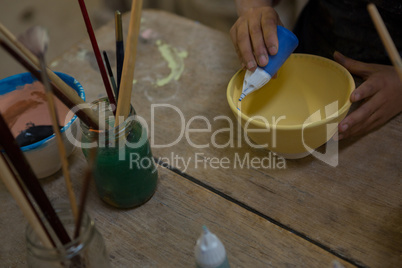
[333,51,373,78]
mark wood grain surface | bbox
[2,9,399,268]
[0,149,353,267]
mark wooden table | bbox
[1,10,401,268]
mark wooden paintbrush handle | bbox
[0,113,71,245]
[0,154,54,248]
[115,0,143,125]
[367,4,402,81]
[39,57,79,222]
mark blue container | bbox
[0,72,85,178]
[262,25,299,76]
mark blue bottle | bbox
[239,25,299,101]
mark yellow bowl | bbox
[227,54,355,159]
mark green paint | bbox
[155,40,188,86]
[81,99,158,209]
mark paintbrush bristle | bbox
[18,26,49,57]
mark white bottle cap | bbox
[239,67,272,101]
[195,226,227,268]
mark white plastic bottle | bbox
[195,226,230,268]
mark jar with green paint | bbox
[80,98,158,208]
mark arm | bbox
[231,0,282,71]
[234,0,278,16]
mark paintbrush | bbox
[115,10,124,92]
[0,22,101,130]
[0,113,71,245]
[18,26,79,222]
[77,0,117,114]
[73,160,93,239]
[367,4,402,82]
[115,0,143,126]
[103,50,118,98]
[0,153,54,248]
[74,134,97,238]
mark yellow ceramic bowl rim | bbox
[227,54,355,130]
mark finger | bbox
[229,25,242,64]
[333,51,374,78]
[338,97,384,138]
[235,20,257,70]
[340,111,383,139]
[350,79,381,102]
[339,101,374,134]
[261,11,279,56]
[248,14,268,67]
[230,28,244,68]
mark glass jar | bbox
[26,204,110,268]
[80,97,158,208]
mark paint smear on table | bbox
[0,81,73,139]
[50,48,89,68]
[155,40,188,87]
